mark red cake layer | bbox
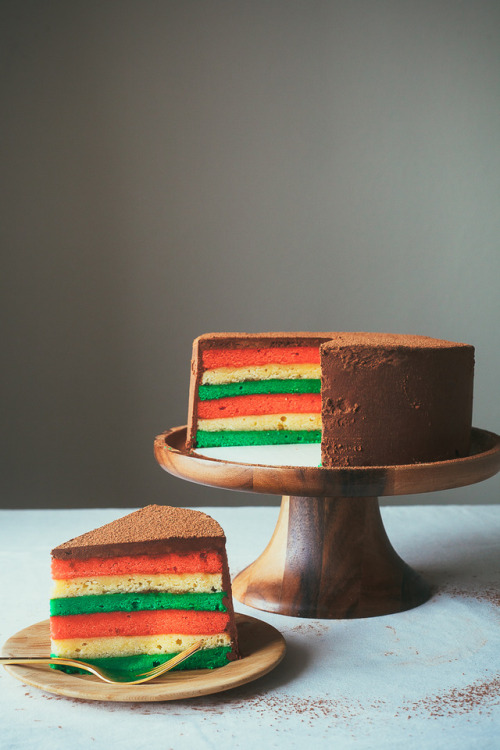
[197,393,321,419]
[202,346,320,369]
[52,551,222,580]
[50,609,230,639]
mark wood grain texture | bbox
[233,496,431,618]
[1,614,285,702]
[154,425,499,619]
[154,426,500,498]
[232,497,289,613]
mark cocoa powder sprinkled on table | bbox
[119,688,368,724]
[445,587,500,607]
[396,675,500,719]
[287,622,329,637]
[30,676,500,723]
[189,692,366,725]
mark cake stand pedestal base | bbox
[232,495,431,618]
[154,426,500,619]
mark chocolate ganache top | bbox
[51,505,225,560]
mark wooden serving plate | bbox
[1,614,285,702]
[155,427,500,619]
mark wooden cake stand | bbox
[154,427,500,619]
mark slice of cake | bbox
[50,505,240,674]
[187,331,474,466]
[187,332,333,449]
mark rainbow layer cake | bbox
[187,332,332,449]
[50,505,239,675]
[186,332,474,467]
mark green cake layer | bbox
[196,429,321,448]
[50,591,227,617]
[50,646,232,675]
[198,379,321,400]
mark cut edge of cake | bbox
[187,332,335,451]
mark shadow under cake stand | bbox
[154,427,500,619]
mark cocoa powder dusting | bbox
[32,674,499,724]
[287,622,330,637]
[52,505,224,557]
[444,587,500,608]
[396,675,500,719]
[130,690,368,725]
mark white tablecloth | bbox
[1,505,499,749]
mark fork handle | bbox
[2,657,52,664]
[1,657,84,667]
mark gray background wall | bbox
[2,1,499,509]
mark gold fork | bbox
[0,640,204,684]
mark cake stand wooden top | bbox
[154,426,500,498]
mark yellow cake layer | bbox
[201,363,321,385]
[51,633,231,658]
[52,573,223,598]
[198,413,322,432]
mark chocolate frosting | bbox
[51,504,225,560]
[320,336,474,467]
